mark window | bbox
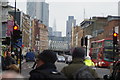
[104,40,113,47]
[98,42,102,47]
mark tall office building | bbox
[66,16,76,37]
[27,0,49,27]
[118,1,120,16]
[66,16,76,46]
[48,27,53,36]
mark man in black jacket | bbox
[29,50,67,80]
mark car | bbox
[25,52,35,62]
[57,55,65,62]
[66,55,72,64]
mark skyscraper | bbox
[66,16,76,37]
[66,16,76,46]
[27,0,49,27]
[118,1,120,16]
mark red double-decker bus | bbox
[89,38,118,67]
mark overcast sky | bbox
[8,0,119,36]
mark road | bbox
[21,62,110,78]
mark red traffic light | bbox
[113,33,118,37]
[13,25,19,30]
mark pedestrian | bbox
[61,47,99,80]
[84,56,95,67]
[29,49,67,80]
[2,51,17,71]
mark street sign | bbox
[16,38,22,47]
[115,26,119,34]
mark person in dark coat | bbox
[2,51,16,70]
[29,49,66,80]
[61,47,99,80]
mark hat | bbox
[38,50,57,64]
[72,47,85,59]
[85,56,91,60]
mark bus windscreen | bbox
[103,48,115,62]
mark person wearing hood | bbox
[29,49,67,80]
[61,47,99,80]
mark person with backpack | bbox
[61,47,99,80]
[29,49,67,80]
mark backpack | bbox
[37,70,68,80]
[73,65,96,80]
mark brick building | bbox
[91,16,120,45]
[31,19,40,52]
[39,24,48,52]
[71,26,83,48]
[22,13,31,50]
[31,19,49,52]
[71,16,120,48]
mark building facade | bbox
[31,19,40,52]
[39,24,48,52]
[80,17,107,37]
[48,36,68,51]
[22,13,32,52]
[31,19,49,52]
[71,26,83,48]
[91,16,120,43]
[53,31,62,37]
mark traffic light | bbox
[12,24,22,45]
[113,32,118,44]
[13,25,19,30]
[2,37,10,45]
[85,36,88,46]
[81,37,84,46]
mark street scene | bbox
[21,61,110,78]
[0,0,120,80]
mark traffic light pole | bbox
[86,45,87,57]
[11,0,16,53]
[14,0,16,24]
[113,28,115,61]
[85,36,88,56]
[14,44,22,73]
[113,28,117,61]
[11,0,22,73]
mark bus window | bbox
[91,43,93,48]
[104,40,113,47]
[95,42,98,47]
[99,42,102,47]
[91,53,98,59]
[104,52,114,62]
[103,48,114,62]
